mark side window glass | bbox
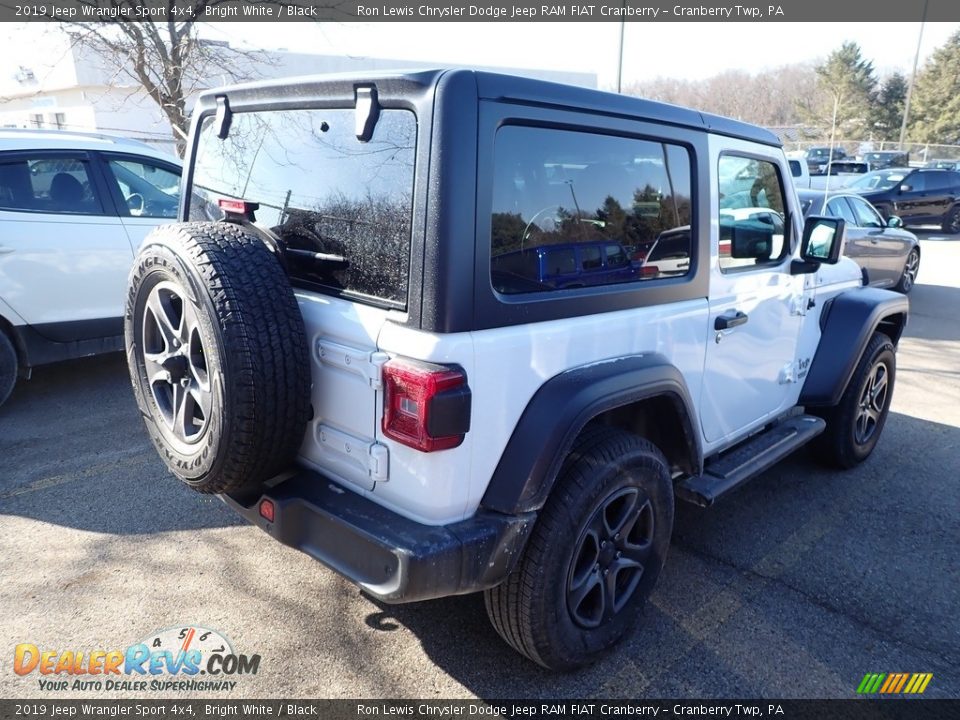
[903,173,925,192]
[849,197,883,228]
[922,172,952,191]
[106,158,180,218]
[581,245,602,270]
[718,155,788,272]
[490,126,693,293]
[605,243,629,269]
[826,198,858,226]
[0,157,103,214]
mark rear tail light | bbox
[382,359,471,452]
[640,265,660,278]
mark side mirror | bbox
[899,184,912,193]
[887,215,903,228]
[800,216,845,264]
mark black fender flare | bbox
[480,353,702,515]
[800,286,908,407]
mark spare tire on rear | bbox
[125,221,311,497]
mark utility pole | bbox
[899,0,929,151]
[615,11,625,93]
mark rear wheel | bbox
[0,330,17,408]
[894,247,920,293]
[126,222,311,497]
[485,426,673,670]
[942,206,960,235]
[811,332,895,469]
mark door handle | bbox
[0,246,14,255]
[715,311,748,330]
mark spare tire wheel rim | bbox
[142,280,212,446]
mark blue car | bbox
[491,240,638,291]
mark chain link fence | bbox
[775,136,960,165]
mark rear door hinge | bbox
[316,424,389,483]
[317,339,389,390]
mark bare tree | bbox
[624,62,818,128]
[61,1,317,155]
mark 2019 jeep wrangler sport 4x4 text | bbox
[126,70,908,671]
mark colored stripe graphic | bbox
[857,672,932,694]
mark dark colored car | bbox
[861,150,909,170]
[847,167,960,233]
[491,240,638,289]
[804,146,847,174]
[799,189,920,292]
[924,159,960,170]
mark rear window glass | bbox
[188,108,416,307]
[490,125,693,293]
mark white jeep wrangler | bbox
[126,71,908,670]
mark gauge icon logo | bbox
[140,625,234,658]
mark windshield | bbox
[188,108,416,307]
[848,170,907,191]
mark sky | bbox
[199,21,960,90]
[2,21,958,92]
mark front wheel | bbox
[811,332,896,469]
[484,427,674,670]
[0,329,17,408]
[894,247,920,293]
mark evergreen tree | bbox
[909,30,960,144]
[870,73,908,141]
[798,42,877,135]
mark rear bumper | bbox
[221,470,535,603]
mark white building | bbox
[0,29,596,156]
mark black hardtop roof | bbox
[199,68,782,148]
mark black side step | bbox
[677,414,825,507]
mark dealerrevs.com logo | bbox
[13,626,260,692]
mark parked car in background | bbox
[924,159,960,170]
[0,129,181,406]
[491,240,638,289]
[809,160,871,190]
[639,227,692,278]
[861,150,909,170]
[786,152,812,188]
[846,167,960,233]
[799,189,920,293]
[802,146,848,174]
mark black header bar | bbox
[0,0,957,23]
[1,700,959,720]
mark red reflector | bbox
[218,198,249,214]
[640,265,659,278]
[382,360,465,452]
[259,499,275,523]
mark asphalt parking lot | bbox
[1,231,958,700]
